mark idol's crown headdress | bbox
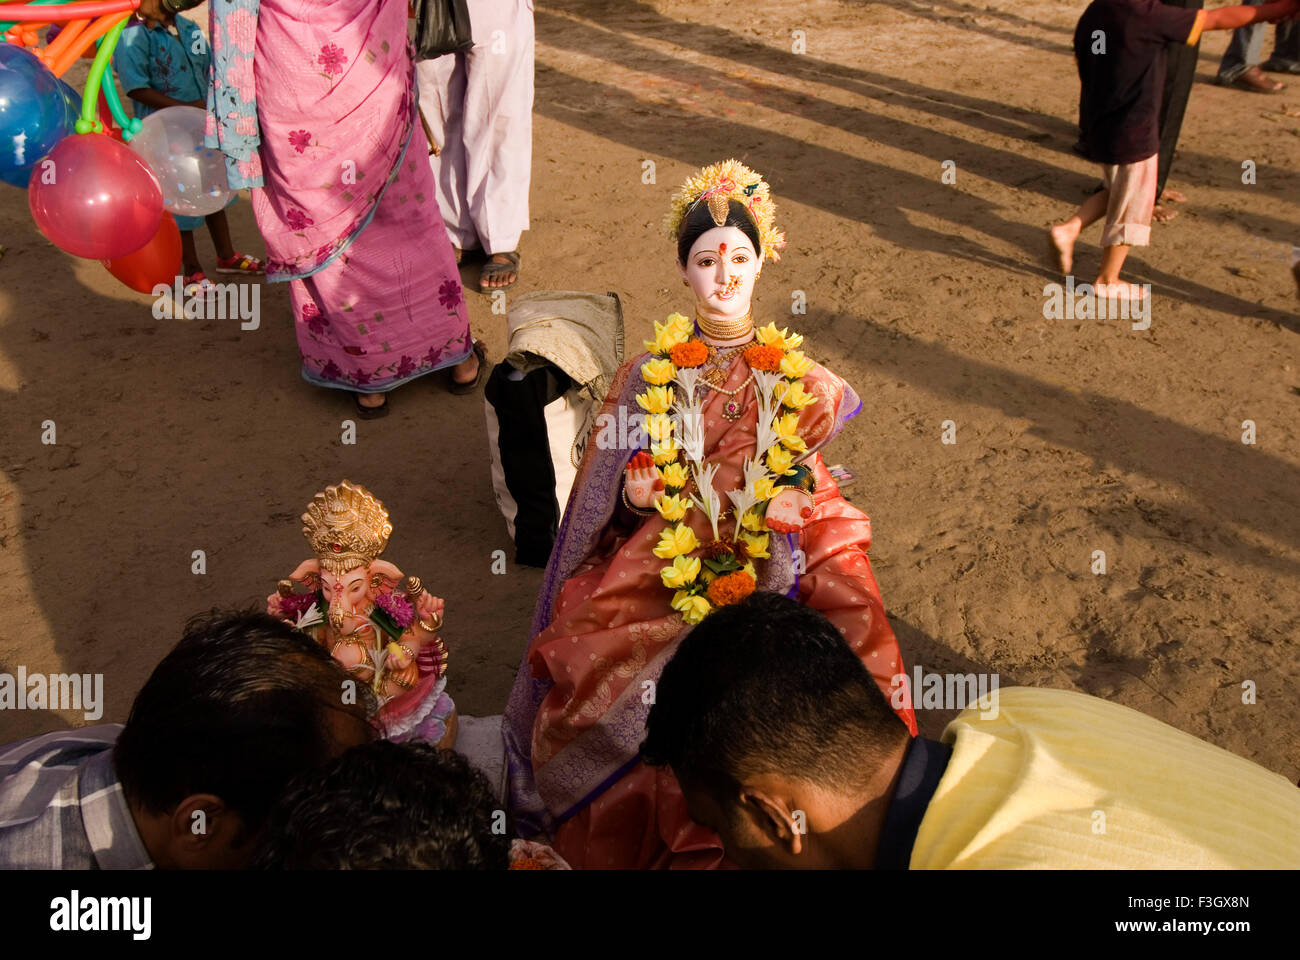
[301,480,392,575]
[663,159,786,262]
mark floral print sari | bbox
[206,0,470,391]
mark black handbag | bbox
[414,0,474,61]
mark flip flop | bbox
[353,391,390,419]
[449,340,488,395]
[478,251,520,293]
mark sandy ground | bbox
[1,0,1297,781]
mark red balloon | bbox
[101,211,181,293]
[28,132,162,259]
[97,92,124,143]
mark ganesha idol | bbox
[268,480,457,747]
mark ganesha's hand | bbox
[385,642,412,671]
[765,487,815,534]
[624,451,664,509]
[415,593,444,632]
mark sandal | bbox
[449,340,488,395]
[215,252,266,276]
[478,251,520,293]
[352,391,390,419]
[183,271,218,298]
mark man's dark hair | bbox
[641,592,909,795]
[677,198,764,266]
[114,609,376,837]
[254,740,512,870]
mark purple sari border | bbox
[300,343,472,393]
[557,755,642,825]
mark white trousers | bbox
[415,0,535,254]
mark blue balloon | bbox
[0,44,76,189]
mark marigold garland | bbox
[633,315,821,623]
[669,340,708,368]
[707,570,757,606]
[744,344,783,372]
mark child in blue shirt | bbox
[113,12,263,293]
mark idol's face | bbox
[321,566,369,613]
[678,226,761,326]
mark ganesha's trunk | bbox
[329,593,347,630]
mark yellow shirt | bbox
[911,687,1300,868]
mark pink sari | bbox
[211,0,470,391]
[503,346,919,869]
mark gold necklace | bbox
[696,307,753,342]
[702,342,750,387]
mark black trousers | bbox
[1158,0,1204,197]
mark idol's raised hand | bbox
[624,451,664,509]
[415,592,444,632]
[764,486,815,534]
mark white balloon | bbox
[128,106,231,217]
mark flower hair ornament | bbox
[663,159,787,263]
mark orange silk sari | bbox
[503,346,918,868]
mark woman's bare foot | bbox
[451,351,479,385]
[1048,222,1078,275]
[1159,188,1187,204]
[1152,204,1179,224]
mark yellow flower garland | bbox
[632,318,818,623]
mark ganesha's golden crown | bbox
[301,480,392,575]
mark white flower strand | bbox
[673,367,703,408]
[752,370,783,454]
[672,374,707,465]
[294,604,325,631]
[690,460,724,541]
[726,486,759,530]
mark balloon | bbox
[0,43,75,188]
[28,132,163,259]
[102,211,181,293]
[96,89,123,142]
[56,78,82,130]
[129,106,232,217]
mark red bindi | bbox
[718,242,727,253]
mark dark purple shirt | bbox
[1074,0,1201,164]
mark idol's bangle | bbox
[417,614,442,633]
[621,486,657,517]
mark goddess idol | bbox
[268,481,457,746]
[503,161,918,868]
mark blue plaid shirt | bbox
[0,726,153,869]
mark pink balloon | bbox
[28,132,163,260]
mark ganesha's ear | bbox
[289,559,321,587]
[368,559,404,588]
